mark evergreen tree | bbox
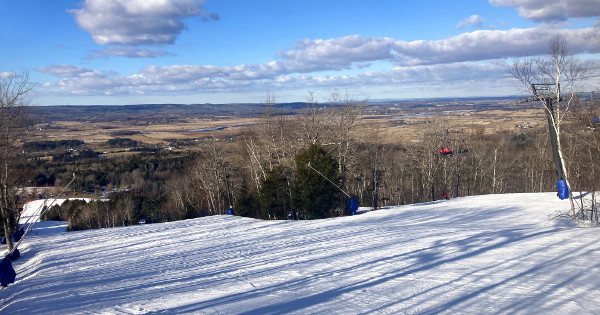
[293,144,339,219]
[259,166,291,220]
[234,180,262,219]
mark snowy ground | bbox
[1,193,600,314]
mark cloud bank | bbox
[38,25,599,98]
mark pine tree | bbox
[293,144,339,219]
[259,166,290,220]
[234,180,261,219]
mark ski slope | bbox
[2,193,600,314]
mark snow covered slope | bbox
[2,193,599,314]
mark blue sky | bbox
[1,0,599,105]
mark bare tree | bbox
[1,72,32,251]
[299,90,328,146]
[510,34,589,217]
[192,138,230,215]
[326,89,367,183]
[239,131,268,191]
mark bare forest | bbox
[2,75,600,240]
[164,93,600,222]
[1,90,598,237]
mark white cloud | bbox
[88,47,173,59]
[275,27,599,70]
[69,0,212,45]
[391,27,599,66]
[490,0,600,22]
[0,72,15,79]
[278,36,395,73]
[36,64,97,77]
[457,15,485,28]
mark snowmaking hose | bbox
[306,162,351,198]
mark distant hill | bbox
[25,96,534,123]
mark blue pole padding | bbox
[350,197,359,215]
[556,179,569,200]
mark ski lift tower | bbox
[531,83,565,182]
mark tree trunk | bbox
[2,136,14,251]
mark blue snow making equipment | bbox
[556,179,569,200]
[350,197,359,215]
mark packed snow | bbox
[2,193,600,314]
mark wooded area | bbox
[30,91,600,230]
